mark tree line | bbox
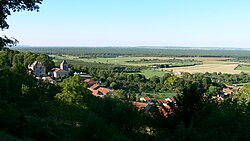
[15,46,250,59]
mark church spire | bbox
[60,60,68,71]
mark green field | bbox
[138,70,167,78]
[235,64,250,71]
[144,92,177,100]
[51,55,201,67]
[52,55,145,66]
[237,82,250,86]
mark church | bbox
[49,60,69,78]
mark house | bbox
[157,99,168,104]
[223,87,233,96]
[74,72,92,80]
[28,61,46,77]
[84,79,96,86]
[222,85,241,97]
[90,89,104,97]
[42,76,56,84]
[91,90,103,97]
[89,87,113,97]
[97,87,113,95]
[133,102,148,110]
[89,84,100,90]
[50,68,69,78]
[174,71,184,76]
[80,74,92,80]
[140,96,151,102]
[158,104,172,117]
[170,97,175,102]
[49,60,69,78]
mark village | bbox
[27,60,242,117]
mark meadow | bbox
[235,64,250,71]
[52,55,200,67]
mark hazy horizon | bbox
[13,45,250,50]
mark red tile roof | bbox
[92,90,99,96]
[133,102,148,110]
[170,97,175,101]
[90,84,100,90]
[158,105,172,117]
[162,100,168,103]
[84,79,96,85]
[164,104,171,110]
[144,96,151,101]
[223,88,233,95]
[158,100,169,103]
[51,68,67,73]
[97,87,111,95]
[85,79,91,83]
[157,100,162,103]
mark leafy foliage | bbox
[0,0,42,30]
[0,0,43,49]
[55,75,90,104]
[0,36,19,50]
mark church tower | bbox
[60,60,68,71]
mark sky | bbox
[1,0,250,48]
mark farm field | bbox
[164,63,240,74]
[162,61,244,74]
[51,55,228,66]
[50,54,250,74]
[51,55,178,66]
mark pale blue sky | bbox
[2,0,250,47]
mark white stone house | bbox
[50,68,69,78]
[28,61,46,77]
[49,60,69,78]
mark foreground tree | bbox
[175,81,205,127]
[0,0,43,50]
[55,75,91,104]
